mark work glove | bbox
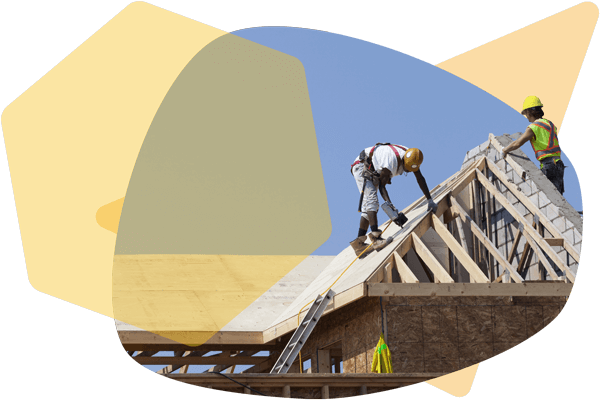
[427,198,438,214]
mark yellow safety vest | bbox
[529,118,561,162]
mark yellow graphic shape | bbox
[113,255,307,344]
[428,364,479,397]
[1,2,227,317]
[430,4,597,396]
[112,31,330,345]
[437,2,598,129]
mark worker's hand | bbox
[427,198,438,214]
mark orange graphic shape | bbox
[96,197,124,234]
[436,2,598,129]
[428,363,479,397]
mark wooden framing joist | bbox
[133,355,270,365]
[485,141,580,263]
[167,372,443,388]
[121,343,280,352]
[474,168,576,282]
[367,282,573,297]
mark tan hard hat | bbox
[404,148,423,172]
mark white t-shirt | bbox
[355,144,407,177]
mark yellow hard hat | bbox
[403,148,423,172]
[522,96,543,114]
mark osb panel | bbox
[459,359,481,370]
[366,348,376,371]
[441,342,460,359]
[458,342,494,362]
[367,387,395,395]
[387,306,423,342]
[512,296,567,305]
[331,387,359,398]
[344,356,356,374]
[391,342,425,361]
[424,359,443,373]
[493,306,527,342]
[291,387,321,399]
[252,387,281,397]
[494,341,521,356]
[543,304,563,327]
[355,352,367,373]
[421,306,458,343]
[526,306,544,337]
[456,306,493,342]
[394,358,424,373]
[424,343,441,360]
[422,307,442,343]
[441,359,460,373]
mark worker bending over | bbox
[502,96,565,194]
[350,143,437,258]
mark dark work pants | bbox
[540,157,565,195]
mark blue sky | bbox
[233,27,581,256]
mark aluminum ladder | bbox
[270,289,335,374]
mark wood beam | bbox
[157,351,209,375]
[475,168,575,282]
[545,238,564,246]
[169,372,443,388]
[367,282,573,297]
[484,155,580,263]
[452,199,523,283]
[392,252,419,283]
[241,354,279,374]
[522,230,560,281]
[507,228,523,264]
[431,214,490,283]
[318,350,332,373]
[411,233,454,283]
[205,350,259,373]
[134,356,269,365]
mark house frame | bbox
[118,134,581,398]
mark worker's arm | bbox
[502,128,535,155]
[378,168,392,203]
[414,169,437,213]
[413,169,432,200]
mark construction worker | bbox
[349,143,437,258]
[501,96,565,194]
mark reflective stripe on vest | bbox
[529,119,561,161]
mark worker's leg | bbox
[351,164,376,257]
[541,159,565,195]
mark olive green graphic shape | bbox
[115,33,331,256]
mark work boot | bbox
[368,230,393,251]
[350,235,374,258]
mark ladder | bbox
[270,289,335,374]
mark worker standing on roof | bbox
[349,143,438,258]
[501,96,565,195]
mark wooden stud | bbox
[411,232,454,283]
[318,350,332,374]
[360,385,368,395]
[482,166,495,281]
[522,230,560,281]
[475,169,575,282]
[507,229,523,264]
[452,199,523,283]
[322,385,330,399]
[244,387,251,394]
[431,214,490,283]
[367,282,573,297]
[545,238,564,246]
[283,385,291,398]
[485,155,580,263]
[392,251,419,283]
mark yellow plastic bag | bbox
[371,332,393,373]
